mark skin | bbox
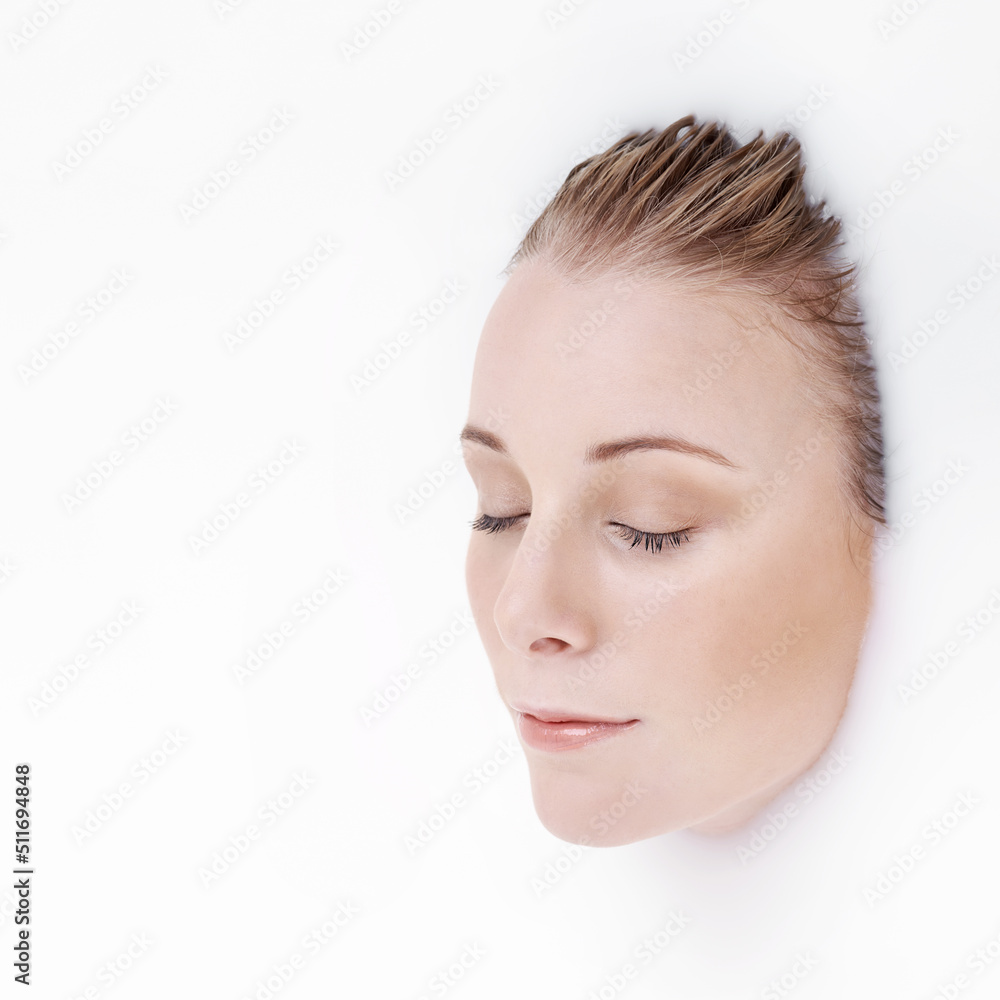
[460,258,874,844]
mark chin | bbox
[527,767,690,846]
[526,760,804,844]
[532,797,648,847]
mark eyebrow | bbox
[459,425,739,469]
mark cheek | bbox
[630,523,865,733]
[465,537,505,646]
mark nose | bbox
[491,511,599,660]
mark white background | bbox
[3,0,1000,997]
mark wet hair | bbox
[506,114,886,529]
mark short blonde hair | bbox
[506,114,886,529]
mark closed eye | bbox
[470,512,693,554]
[609,522,691,553]
[470,513,527,534]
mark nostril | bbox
[528,636,570,654]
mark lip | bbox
[512,706,640,752]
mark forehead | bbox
[469,261,817,472]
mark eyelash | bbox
[612,523,692,553]
[470,513,524,535]
[469,513,692,554]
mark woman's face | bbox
[461,259,873,844]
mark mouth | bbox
[512,706,640,752]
